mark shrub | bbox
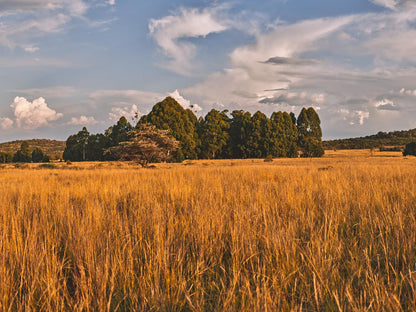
[38,163,56,169]
[403,142,416,156]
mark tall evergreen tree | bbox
[247,111,269,158]
[13,141,32,162]
[198,109,230,159]
[297,107,324,157]
[229,110,252,158]
[105,116,133,146]
[139,97,198,161]
[63,127,90,161]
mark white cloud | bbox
[0,0,116,50]
[169,89,202,115]
[399,88,416,96]
[371,0,416,10]
[23,46,39,53]
[109,104,140,123]
[0,117,14,130]
[182,6,416,138]
[339,109,370,125]
[375,98,399,110]
[372,0,399,10]
[69,115,98,126]
[11,96,63,129]
[185,16,352,110]
[149,6,228,75]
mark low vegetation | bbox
[0,141,50,163]
[324,128,416,150]
[0,139,65,159]
[1,153,416,311]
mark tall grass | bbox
[1,157,416,311]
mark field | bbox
[1,150,416,311]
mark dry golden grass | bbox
[1,152,416,311]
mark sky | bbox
[1,0,416,141]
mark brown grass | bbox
[1,152,416,311]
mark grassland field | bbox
[1,149,416,311]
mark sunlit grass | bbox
[0,152,415,311]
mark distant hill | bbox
[324,129,416,150]
[0,139,66,159]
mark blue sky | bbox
[1,0,416,141]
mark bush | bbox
[403,142,416,156]
[38,163,56,169]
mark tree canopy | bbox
[63,96,325,163]
[139,97,198,161]
[297,107,324,157]
[105,124,179,167]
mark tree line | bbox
[323,128,416,150]
[63,97,324,162]
[0,141,50,163]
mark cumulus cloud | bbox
[339,109,370,125]
[11,96,63,129]
[109,104,140,123]
[375,98,400,111]
[149,6,228,75]
[400,88,416,96]
[169,90,202,115]
[0,117,14,130]
[69,115,98,126]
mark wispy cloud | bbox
[0,0,115,50]
[184,5,416,136]
[149,6,228,75]
[14,86,78,99]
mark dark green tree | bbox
[269,112,287,157]
[13,141,32,162]
[105,116,133,146]
[283,112,299,158]
[31,147,48,163]
[246,111,269,158]
[139,97,198,161]
[0,152,14,163]
[297,107,324,157]
[229,110,253,159]
[198,109,230,159]
[63,127,90,161]
[403,142,416,156]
